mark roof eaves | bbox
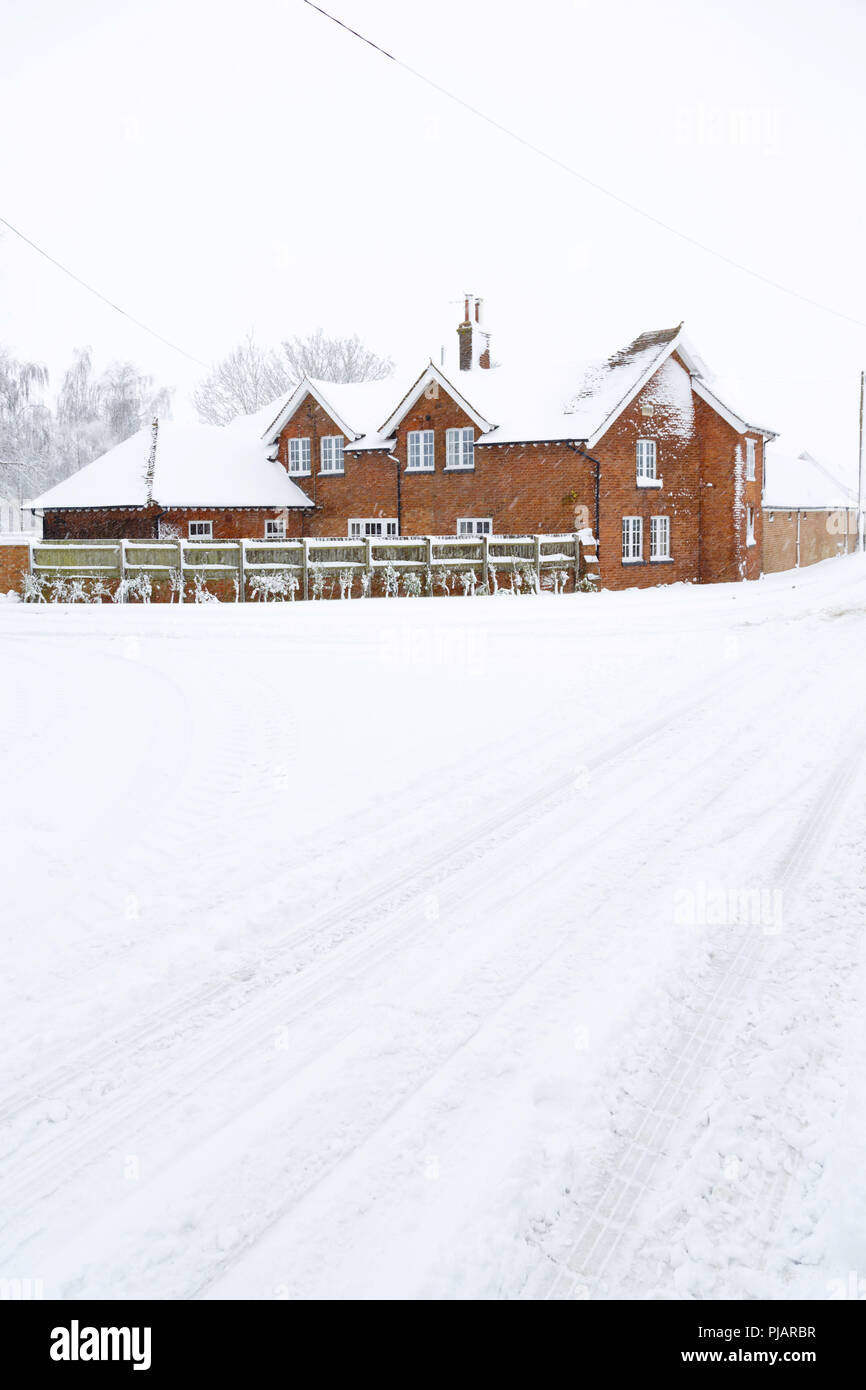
[692,378,777,439]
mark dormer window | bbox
[636,439,657,483]
[446,427,474,470]
[321,436,344,473]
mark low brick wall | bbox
[0,539,31,595]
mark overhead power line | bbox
[301,0,866,334]
[0,214,209,368]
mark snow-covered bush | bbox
[310,563,326,600]
[66,578,89,604]
[49,576,69,603]
[360,571,372,599]
[338,568,354,599]
[194,573,219,603]
[168,568,183,603]
[521,562,540,596]
[434,566,451,598]
[111,574,152,604]
[402,571,422,598]
[460,569,477,597]
[383,561,399,598]
[249,569,297,602]
[21,573,45,603]
[575,572,598,592]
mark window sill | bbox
[317,470,345,477]
[444,465,475,473]
[621,558,645,565]
[650,557,674,563]
[405,467,435,474]
[636,478,663,489]
[288,471,311,478]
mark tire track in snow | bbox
[0,658,769,1262]
[528,729,866,1301]
[0,656,748,1132]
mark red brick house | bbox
[34,302,777,589]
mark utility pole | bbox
[859,370,865,551]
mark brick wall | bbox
[593,355,701,590]
[0,540,31,595]
[762,508,856,573]
[43,506,307,542]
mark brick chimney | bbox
[457,294,491,371]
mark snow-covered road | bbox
[2,557,866,1300]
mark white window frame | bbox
[622,515,643,563]
[650,515,671,561]
[320,436,345,473]
[745,438,756,482]
[287,437,311,475]
[265,518,286,539]
[348,517,399,538]
[445,427,475,471]
[188,520,213,540]
[457,518,492,536]
[636,438,661,487]
[407,429,435,472]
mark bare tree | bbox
[0,349,52,498]
[54,348,173,475]
[192,333,291,426]
[193,329,394,426]
[280,329,393,387]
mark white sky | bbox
[1,0,865,479]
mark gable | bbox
[277,390,348,444]
[263,380,359,444]
[377,364,494,439]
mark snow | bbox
[763,444,857,510]
[3,555,866,1300]
[262,325,754,454]
[31,416,314,511]
[31,326,776,515]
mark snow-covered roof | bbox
[33,411,314,511]
[260,324,774,453]
[34,323,781,513]
[262,375,407,453]
[763,446,857,510]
